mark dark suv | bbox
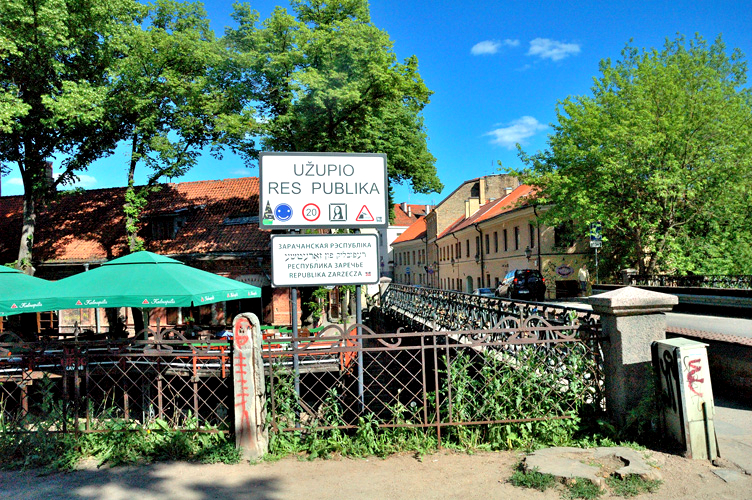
[496,269,546,301]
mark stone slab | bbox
[523,446,662,488]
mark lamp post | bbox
[524,246,532,262]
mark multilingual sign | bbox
[259,152,388,229]
[270,233,380,287]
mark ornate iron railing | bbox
[628,274,752,289]
[380,284,600,334]
[0,328,233,435]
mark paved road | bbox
[665,313,752,339]
[552,300,752,339]
[714,397,752,474]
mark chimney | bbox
[407,205,412,217]
[401,202,408,214]
[425,204,431,214]
[45,161,54,190]
[479,178,487,205]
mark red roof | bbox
[393,203,429,226]
[0,177,268,265]
[392,217,427,244]
[436,185,535,240]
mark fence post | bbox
[589,286,678,427]
[232,312,268,459]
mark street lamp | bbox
[524,246,532,261]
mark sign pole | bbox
[291,287,300,399]
[595,247,599,285]
[356,284,364,411]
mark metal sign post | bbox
[589,221,602,285]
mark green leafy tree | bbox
[112,0,255,251]
[0,0,140,273]
[518,34,752,276]
[225,0,442,195]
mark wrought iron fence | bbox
[381,284,600,333]
[628,274,752,289]
[0,329,233,435]
[265,318,605,446]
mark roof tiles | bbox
[0,177,268,265]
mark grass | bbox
[606,475,663,497]
[563,479,603,499]
[509,464,556,491]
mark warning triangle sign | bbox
[76,300,83,306]
[356,205,374,222]
[142,299,150,305]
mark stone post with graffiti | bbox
[232,312,268,459]
[589,287,678,427]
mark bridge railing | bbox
[381,284,601,335]
[628,274,752,289]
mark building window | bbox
[487,274,491,287]
[485,234,490,254]
[477,277,481,288]
[495,276,500,287]
[466,240,470,258]
[493,231,498,253]
[514,226,520,250]
[529,223,535,248]
[503,229,508,252]
[475,236,480,257]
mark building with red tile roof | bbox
[392,176,589,298]
[0,177,302,327]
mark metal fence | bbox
[380,284,601,333]
[0,329,233,434]
[628,274,752,289]
[265,317,605,445]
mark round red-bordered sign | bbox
[302,203,321,221]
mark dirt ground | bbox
[1,449,750,500]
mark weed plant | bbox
[267,340,607,459]
[606,475,662,497]
[0,376,240,470]
[509,464,556,491]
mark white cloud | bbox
[527,38,581,61]
[471,39,520,56]
[6,177,23,186]
[53,173,98,188]
[486,116,547,149]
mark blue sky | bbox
[2,0,751,206]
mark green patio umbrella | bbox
[0,266,58,316]
[50,251,261,310]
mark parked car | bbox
[495,269,546,301]
[472,287,496,298]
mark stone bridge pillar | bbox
[589,287,678,427]
[232,312,268,459]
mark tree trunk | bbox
[16,192,36,275]
[125,137,141,253]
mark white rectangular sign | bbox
[271,234,380,286]
[259,152,388,229]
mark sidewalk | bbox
[715,397,752,474]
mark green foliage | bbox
[113,0,255,250]
[266,341,601,460]
[564,479,603,499]
[509,464,556,491]
[0,375,240,470]
[225,0,442,195]
[518,34,752,276]
[0,0,142,265]
[606,475,662,497]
